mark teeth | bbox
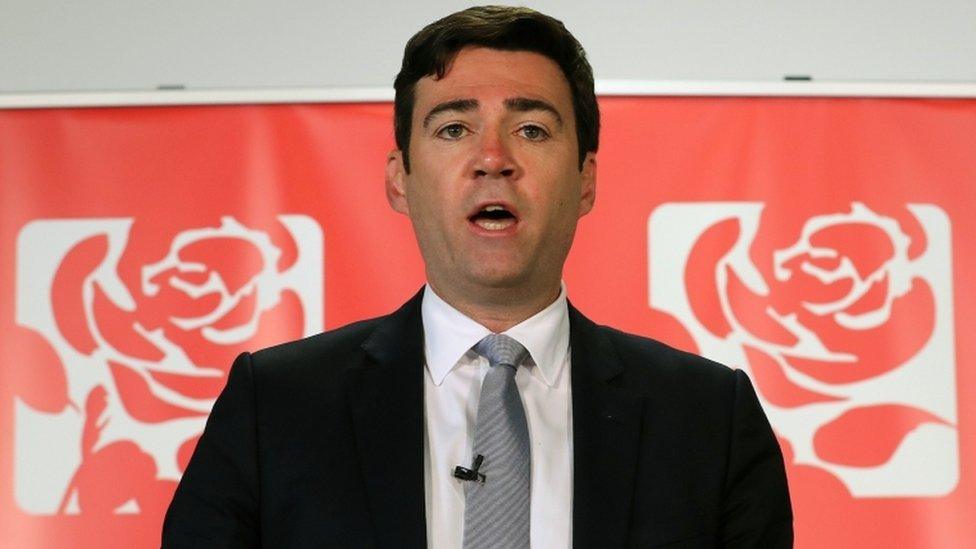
[483,205,505,212]
[475,218,515,231]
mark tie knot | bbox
[473,334,529,369]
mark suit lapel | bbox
[569,304,644,548]
[350,290,427,549]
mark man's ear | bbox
[385,150,409,214]
[578,152,597,217]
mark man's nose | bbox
[472,130,518,179]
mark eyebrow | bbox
[421,97,564,129]
[422,99,479,129]
[504,97,563,127]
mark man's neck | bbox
[426,279,562,333]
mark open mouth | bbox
[469,204,518,231]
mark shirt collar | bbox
[421,283,570,388]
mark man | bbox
[163,6,792,548]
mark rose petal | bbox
[137,268,222,331]
[178,237,264,296]
[842,273,889,316]
[646,307,700,355]
[72,441,156,514]
[168,289,305,372]
[136,478,180,516]
[92,282,165,361]
[114,220,179,292]
[748,206,815,287]
[244,289,307,350]
[684,217,739,338]
[809,222,894,280]
[81,386,108,455]
[52,234,108,355]
[814,404,948,467]
[787,278,935,384]
[209,288,256,331]
[726,266,800,346]
[771,256,854,311]
[108,360,203,423]
[9,325,70,413]
[743,345,843,408]
[148,370,226,400]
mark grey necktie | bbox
[463,333,531,549]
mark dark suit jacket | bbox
[163,290,792,548]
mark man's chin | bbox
[463,263,528,285]
[460,269,559,300]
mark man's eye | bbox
[518,125,550,141]
[437,124,468,140]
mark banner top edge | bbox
[2,81,976,109]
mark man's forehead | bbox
[411,47,572,116]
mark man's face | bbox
[386,47,596,301]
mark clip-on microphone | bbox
[453,454,486,483]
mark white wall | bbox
[2,0,974,93]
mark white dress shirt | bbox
[421,284,573,548]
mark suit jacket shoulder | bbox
[600,322,735,383]
[247,315,383,398]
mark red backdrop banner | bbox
[1,97,973,547]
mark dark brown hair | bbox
[393,5,599,172]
